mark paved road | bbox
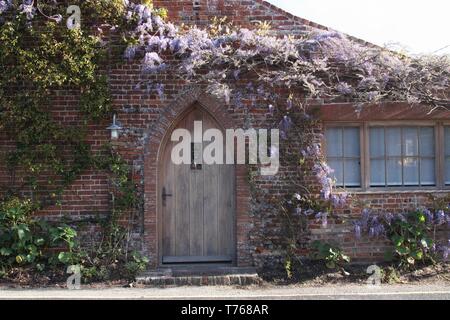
[0,284,449,300]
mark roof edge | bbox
[255,0,378,48]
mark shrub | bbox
[354,207,450,269]
[0,197,149,283]
[386,211,435,267]
[0,197,77,271]
[310,240,350,269]
[124,251,150,281]
[0,197,45,267]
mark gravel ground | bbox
[0,282,449,300]
[1,263,449,299]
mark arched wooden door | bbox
[159,105,236,264]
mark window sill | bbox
[335,188,450,195]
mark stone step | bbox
[136,267,262,286]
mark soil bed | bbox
[1,262,449,289]
[259,260,450,286]
[0,267,130,289]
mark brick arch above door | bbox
[142,86,252,268]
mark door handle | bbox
[162,187,173,206]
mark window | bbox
[369,126,435,187]
[324,123,447,190]
[325,127,361,187]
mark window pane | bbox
[446,128,450,184]
[387,158,402,186]
[328,159,343,186]
[403,157,419,186]
[403,127,418,156]
[445,127,450,157]
[420,158,435,186]
[386,128,402,156]
[445,158,450,185]
[419,127,434,157]
[370,127,385,157]
[325,128,342,157]
[370,126,437,187]
[343,127,360,157]
[370,159,385,186]
[344,159,361,187]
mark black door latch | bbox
[162,187,173,206]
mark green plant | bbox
[0,15,110,200]
[80,265,110,283]
[0,197,45,267]
[0,197,78,270]
[310,241,350,269]
[0,267,6,279]
[49,226,82,266]
[125,251,150,280]
[381,266,401,284]
[385,211,435,268]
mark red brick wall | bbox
[153,0,330,34]
[0,0,448,269]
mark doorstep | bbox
[135,267,262,286]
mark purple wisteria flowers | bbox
[291,142,350,229]
[19,0,35,20]
[0,0,12,15]
[278,116,293,140]
[107,0,450,118]
[301,143,338,202]
[142,52,165,73]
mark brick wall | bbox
[0,0,448,269]
[153,0,329,34]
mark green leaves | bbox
[79,75,112,120]
[0,197,81,271]
[0,248,12,256]
[50,225,78,251]
[387,210,436,269]
[395,246,410,256]
[0,11,111,200]
[417,213,426,224]
[57,252,73,265]
[411,250,423,260]
[310,240,350,269]
[392,235,404,248]
[124,251,150,280]
[17,225,28,240]
[17,228,25,241]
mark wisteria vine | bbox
[117,1,449,110]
